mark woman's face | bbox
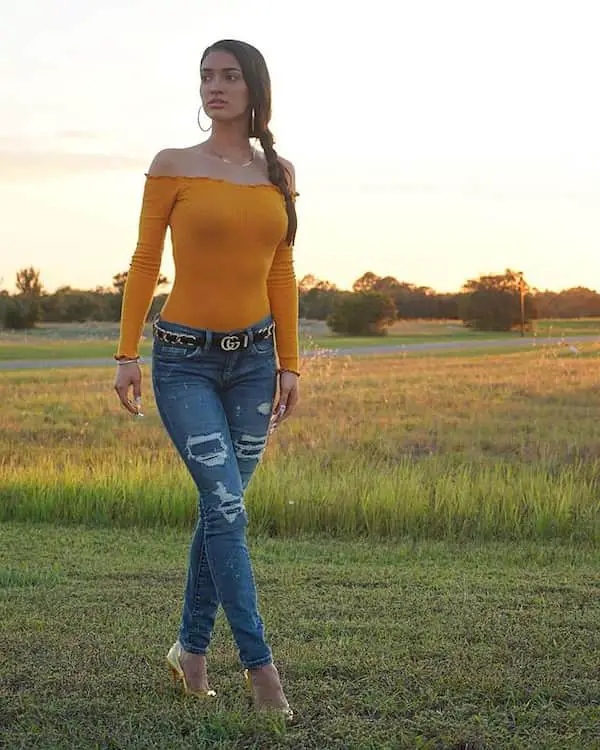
[200,49,250,125]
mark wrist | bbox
[277,367,300,377]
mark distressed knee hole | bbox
[213,481,245,523]
[185,432,228,467]
[257,401,272,416]
[234,433,267,461]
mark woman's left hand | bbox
[270,371,300,432]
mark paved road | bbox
[0,334,597,371]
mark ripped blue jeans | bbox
[151,314,277,669]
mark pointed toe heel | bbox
[166,641,217,698]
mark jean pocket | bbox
[153,339,201,361]
[251,337,275,356]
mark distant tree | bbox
[459,269,536,331]
[298,274,337,294]
[299,287,340,320]
[327,291,397,335]
[298,275,340,320]
[352,271,381,293]
[0,289,11,328]
[112,272,128,294]
[15,267,44,297]
[298,274,320,294]
[61,293,96,322]
[372,275,401,294]
[372,279,442,319]
[4,267,44,328]
[2,296,40,329]
[532,286,600,318]
[436,293,462,320]
[348,274,450,319]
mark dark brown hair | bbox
[200,39,297,245]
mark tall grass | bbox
[2,343,599,541]
[1,454,597,541]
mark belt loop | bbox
[247,326,255,346]
[204,330,212,352]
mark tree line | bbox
[0,268,169,330]
[2,266,600,335]
[298,271,600,334]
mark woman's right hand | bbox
[114,363,143,416]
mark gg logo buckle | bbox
[220,335,241,351]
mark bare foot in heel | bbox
[247,663,293,719]
[179,647,211,693]
[167,641,215,696]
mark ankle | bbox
[249,663,279,680]
[180,647,206,661]
[249,662,273,672]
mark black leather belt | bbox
[152,318,275,352]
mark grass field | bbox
[1,525,598,749]
[2,343,599,539]
[0,318,598,361]
[2,337,599,747]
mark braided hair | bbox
[200,40,297,245]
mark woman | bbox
[113,39,299,721]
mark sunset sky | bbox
[1,0,598,295]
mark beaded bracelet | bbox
[277,367,300,377]
[115,357,142,366]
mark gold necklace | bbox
[210,146,255,167]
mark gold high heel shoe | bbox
[243,668,294,722]
[166,641,217,698]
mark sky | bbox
[1,0,599,295]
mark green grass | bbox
[0,318,598,361]
[0,341,149,361]
[1,346,599,541]
[318,318,600,349]
[534,317,600,334]
[2,326,600,747]
[1,523,598,749]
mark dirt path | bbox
[0,334,597,371]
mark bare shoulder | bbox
[146,146,200,177]
[146,148,181,177]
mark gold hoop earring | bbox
[197,105,212,133]
[251,109,258,137]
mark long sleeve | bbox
[267,239,299,373]
[115,176,179,358]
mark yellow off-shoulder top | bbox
[115,175,299,372]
